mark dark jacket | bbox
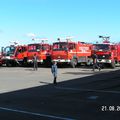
[92,53,98,63]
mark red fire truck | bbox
[27,43,51,66]
[1,45,28,66]
[51,38,92,67]
[93,36,120,68]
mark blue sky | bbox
[0,0,120,46]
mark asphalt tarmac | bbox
[0,66,120,120]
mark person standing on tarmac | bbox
[33,53,38,71]
[51,61,58,84]
[92,52,101,71]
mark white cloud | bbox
[26,33,36,38]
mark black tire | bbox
[44,56,52,67]
[6,61,12,67]
[23,57,28,67]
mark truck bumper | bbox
[2,58,15,63]
[27,60,43,63]
[52,59,71,63]
[97,59,112,63]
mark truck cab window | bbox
[69,43,75,50]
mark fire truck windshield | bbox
[94,44,110,51]
[28,44,41,52]
[4,46,16,56]
[53,43,68,51]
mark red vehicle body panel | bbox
[51,41,92,66]
[27,43,52,64]
[93,42,120,67]
[1,45,28,66]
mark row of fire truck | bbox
[1,36,120,68]
[1,42,52,67]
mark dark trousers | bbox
[93,62,100,71]
[53,76,57,84]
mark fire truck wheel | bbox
[6,62,12,67]
[23,57,28,67]
[70,58,77,68]
[44,56,52,67]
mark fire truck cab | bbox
[27,43,51,65]
[1,45,27,66]
[52,39,92,67]
[93,38,120,68]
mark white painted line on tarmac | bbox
[0,107,75,120]
[55,86,120,94]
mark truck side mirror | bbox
[1,47,4,53]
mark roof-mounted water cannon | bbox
[57,37,67,42]
[31,37,41,42]
[40,38,48,44]
[31,38,48,44]
[99,35,110,43]
[96,41,99,44]
[31,37,37,44]
[9,41,18,46]
[57,38,61,42]
[57,36,74,42]
[57,37,65,42]
[66,36,74,42]
[32,38,35,41]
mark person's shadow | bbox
[39,81,51,85]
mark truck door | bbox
[68,43,76,59]
[16,46,27,61]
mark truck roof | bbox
[94,43,114,45]
[28,43,49,46]
[53,41,76,44]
